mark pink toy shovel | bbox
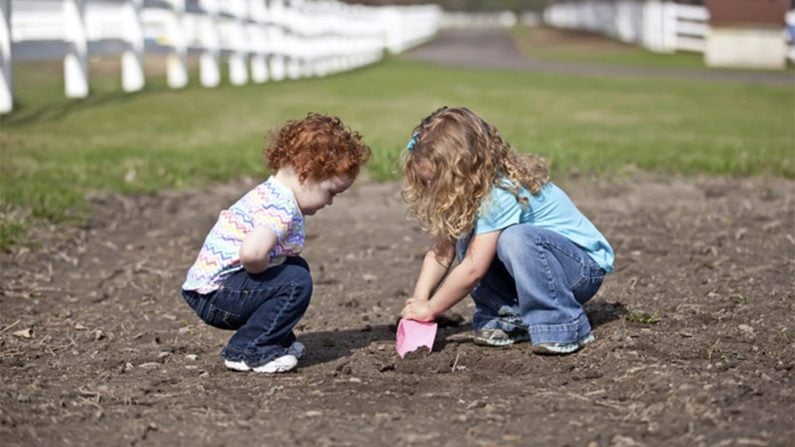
[396,319,438,358]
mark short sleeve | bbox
[474,187,523,234]
[250,202,294,241]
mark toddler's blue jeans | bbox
[181,256,312,367]
[457,225,605,346]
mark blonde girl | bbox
[400,106,613,354]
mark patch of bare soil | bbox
[1,173,793,446]
[519,26,637,53]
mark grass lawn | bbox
[1,54,793,248]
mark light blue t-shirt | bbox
[474,180,614,272]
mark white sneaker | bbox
[252,354,298,373]
[224,359,251,372]
[224,341,304,373]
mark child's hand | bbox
[400,298,436,322]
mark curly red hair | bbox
[265,113,371,182]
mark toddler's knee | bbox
[275,258,312,297]
[288,267,313,299]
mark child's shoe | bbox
[473,328,531,347]
[252,354,298,373]
[531,333,595,355]
[224,359,251,372]
[223,340,305,372]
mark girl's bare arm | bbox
[239,225,278,274]
[410,238,455,301]
[402,231,500,321]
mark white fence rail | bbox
[543,0,795,61]
[0,0,442,113]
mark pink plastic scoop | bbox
[396,319,438,358]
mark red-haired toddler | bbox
[182,113,370,373]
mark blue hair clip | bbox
[406,131,420,151]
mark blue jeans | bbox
[457,225,605,345]
[181,256,313,367]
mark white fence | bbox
[0,0,442,113]
[543,0,795,61]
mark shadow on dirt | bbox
[300,324,395,368]
[586,300,628,329]
[297,301,626,368]
[300,318,474,368]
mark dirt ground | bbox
[1,170,793,446]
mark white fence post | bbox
[249,0,268,83]
[199,0,220,87]
[662,1,678,52]
[0,0,11,113]
[227,0,249,86]
[284,3,301,80]
[643,0,669,52]
[122,0,144,92]
[63,0,89,98]
[167,0,188,88]
[269,0,287,82]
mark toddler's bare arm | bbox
[239,225,278,274]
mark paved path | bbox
[404,28,795,86]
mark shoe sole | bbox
[473,334,531,347]
[532,334,596,355]
[224,341,304,372]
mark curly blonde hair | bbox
[265,113,371,182]
[401,106,549,239]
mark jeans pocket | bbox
[205,303,246,330]
[182,290,202,313]
[571,261,605,303]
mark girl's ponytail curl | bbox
[504,151,549,196]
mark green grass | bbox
[1,55,793,249]
[625,310,661,325]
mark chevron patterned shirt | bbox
[182,177,305,294]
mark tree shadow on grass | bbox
[1,77,187,127]
[1,90,138,127]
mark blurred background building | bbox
[539,0,793,69]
